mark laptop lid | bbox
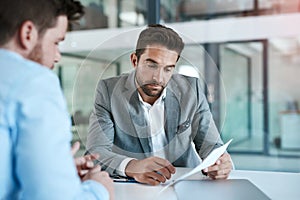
[174,179,271,200]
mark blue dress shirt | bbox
[0,49,109,200]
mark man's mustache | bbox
[143,81,164,87]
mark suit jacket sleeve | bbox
[191,78,224,159]
[86,79,128,175]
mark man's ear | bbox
[130,53,138,68]
[19,21,38,51]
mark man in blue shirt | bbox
[0,0,113,199]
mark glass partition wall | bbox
[73,0,300,29]
[58,0,300,171]
[58,38,300,172]
[220,42,264,154]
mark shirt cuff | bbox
[81,180,110,200]
[116,158,136,176]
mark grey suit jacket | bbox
[86,70,223,175]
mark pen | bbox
[113,178,137,183]
[111,175,138,183]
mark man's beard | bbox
[28,43,42,65]
[140,83,165,97]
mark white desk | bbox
[114,168,300,200]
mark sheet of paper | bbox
[160,139,233,193]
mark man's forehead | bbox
[143,45,178,57]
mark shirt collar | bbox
[137,87,167,106]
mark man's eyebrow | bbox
[166,64,175,68]
[145,58,158,64]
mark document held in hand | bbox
[161,139,233,192]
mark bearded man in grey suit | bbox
[86,24,233,185]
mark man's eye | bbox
[165,67,173,72]
[147,64,157,68]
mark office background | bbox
[56,0,300,173]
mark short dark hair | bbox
[0,0,84,46]
[135,24,184,61]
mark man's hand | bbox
[125,156,176,186]
[71,141,114,200]
[203,152,233,179]
[71,141,99,179]
[82,165,114,200]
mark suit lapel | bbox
[164,89,180,142]
[123,71,152,154]
[164,78,187,162]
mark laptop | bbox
[174,179,271,200]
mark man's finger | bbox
[207,167,231,179]
[153,157,176,174]
[79,169,89,176]
[90,165,101,173]
[165,164,176,174]
[74,156,86,166]
[209,172,229,180]
[85,160,94,168]
[91,153,100,160]
[84,153,100,161]
[156,167,172,179]
[71,141,80,156]
[207,164,220,172]
[147,171,166,183]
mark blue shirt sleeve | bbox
[11,70,108,200]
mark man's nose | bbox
[55,50,61,63]
[152,68,164,83]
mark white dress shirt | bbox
[116,88,167,176]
